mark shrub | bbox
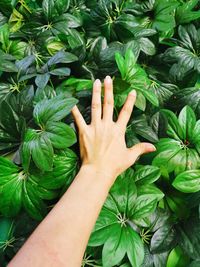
[0,0,200,266]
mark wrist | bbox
[77,164,117,187]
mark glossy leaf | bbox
[173,170,200,193]
[33,95,78,126]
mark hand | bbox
[71,76,156,182]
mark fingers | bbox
[128,142,156,163]
[71,105,87,130]
[117,90,137,129]
[91,79,102,124]
[103,76,114,121]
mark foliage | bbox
[0,0,200,266]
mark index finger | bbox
[71,105,87,130]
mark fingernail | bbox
[146,143,156,152]
[105,75,111,80]
[95,79,101,85]
[129,89,137,96]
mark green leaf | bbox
[132,185,164,220]
[126,227,144,267]
[166,246,190,267]
[35,73,50,89]
[42,0,55,20]
[139,37,156,56]
[49,67,70,76]
[178,105,196,141]
[33,95,78,126]
[136,87,159,107]
[0,157,60,220]
[178,215,200,259]
[115,52,125,79]
[0,23,9,50]
[88,208,118,247]
[176,0,200,24]
[47,51,78,66]
[54,0,70,15]
[102,224,126,267]
[134,165,161,185]
[0,172,22,217]
[150,224,176,253]
[23,180,47,220]
[22,128,54,172]
[44,121,77,149]
[39,148,78,190]
[173,170,200,193]
[0,217,15,252]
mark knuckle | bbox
[104,99,114,106]
[123,104,131,114]
[91,102,100,109]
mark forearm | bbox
[9,165,115,267]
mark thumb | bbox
[128,142,156,163]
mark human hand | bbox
[71,76,156,182]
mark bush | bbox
[0,0,200,266]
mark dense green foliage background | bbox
[0,0,200,266]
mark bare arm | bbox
[8,76,156,267]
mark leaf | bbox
[139,37,156,56]
[173,170,200,193]
[39,148,78,190]
[166,246,190,267]
[134,165,161,185]
[178,105,196,141]
[102,224,126,267]
[150,224,176,253]
[0,23,9,50]
[35,73,50,89]
[44,121,77,149]
[42,0,55,20]
[176,0,200,24]
[33,95,78,126]
[54,0,70,15]
[178,215,200,259]
[115,52,125,79]
[88,208,118,247]
[0,170,22,217]
[46,51,78,66]
[132,185,164,220]
[126,227,144,267]
[49,67,70,76]
[136,87,159,107]
[0,157,60,220]
[22,128,54,172]
[0,217,14,252]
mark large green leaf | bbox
[0,156,61,220]
[39,148,78,190]
[102,224,127,267]
[178,215,200,260]
[44,121,76,149]
[134,165,161,186]
[33,95,78,126]
[150,223,176,254]
[132,184,164,220]
[173,170,200,193]
[153,106,200,174]
[22,128,54,172]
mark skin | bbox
[8,76,156,267]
